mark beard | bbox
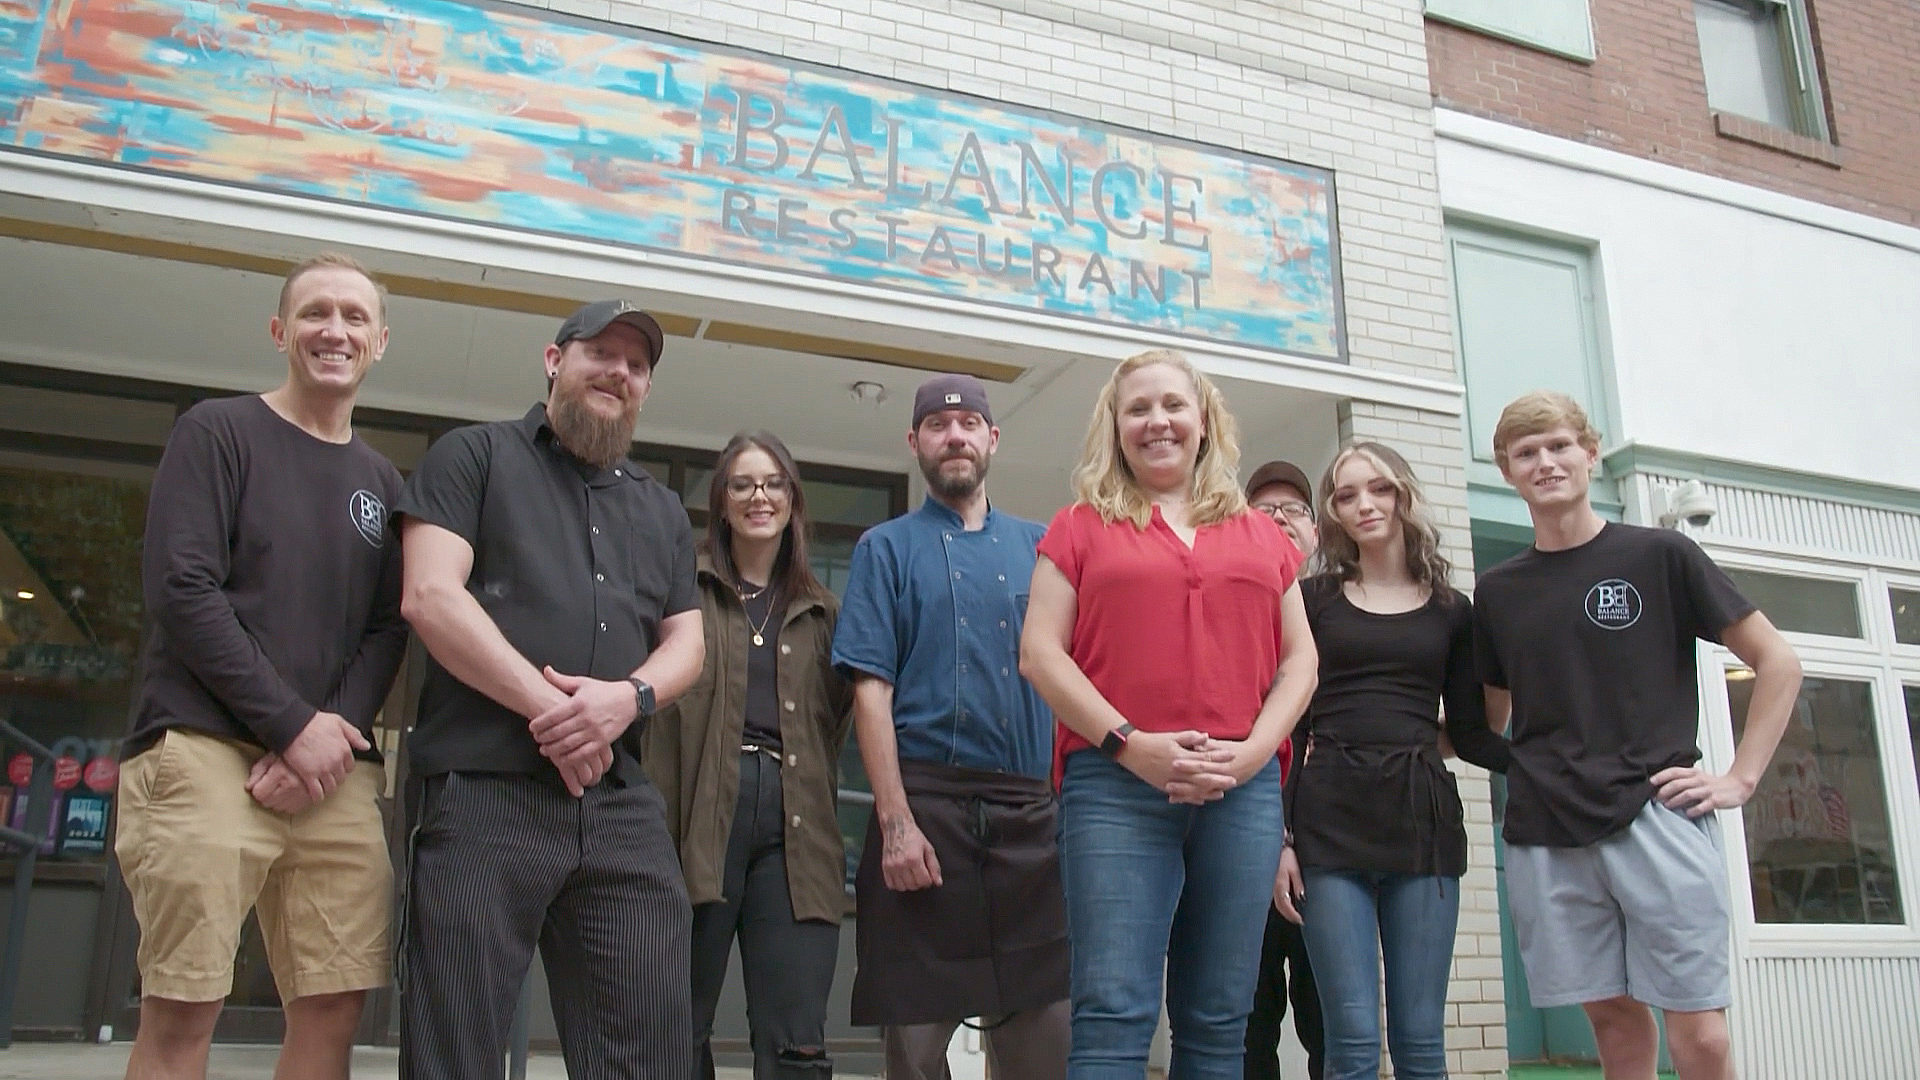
[918,446,989,500]
[549,379,640,469]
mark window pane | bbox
[806,479,894,529]
[1907,685,1920,804]
[632,457,670,486]
[810,535,858,600]
[1731,673,1904,924]
[0,460,150,866]
[359,426,430,473]
[1891,588,1920,646]
[1694,0,1795,129]
[1723,567,1861,638]
[1426,0,1594,59]
[1450,232,1601,463]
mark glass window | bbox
[1890,588,1920,646]
[0,387,175,447]
[1693,0,1828,139]
[0,459,150,864]
[1907,685,1920,803]
[1723,568,1861,638]
[1730,673,1904,925]
[358,426,430,473]
[807,479,894,529]
[1426,0,1594,59]
[1449,228,1609,467]
[633,457,670,486]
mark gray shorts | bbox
[1506,799,1731,1013]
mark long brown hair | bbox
[1316,441,1459,604]
[703,431,831,609]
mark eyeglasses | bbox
[726,476,792,501]
[1253,501,1314,522]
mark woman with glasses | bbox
[644,431,853,1080]
[1276,441,1510,1080]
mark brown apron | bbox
[851,760,1071,1026]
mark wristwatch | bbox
[1099,722,1136,759]
[628,677,656,718]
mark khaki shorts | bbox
[115,729,393,1003]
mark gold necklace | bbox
[743,588,776,647]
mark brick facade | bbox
[1427,0,1920,226]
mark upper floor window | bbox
[1693,0,1830,140]
[1426,0,1595,61]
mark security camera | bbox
[1656,479,1717,529]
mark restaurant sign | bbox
[0,0,1345,359]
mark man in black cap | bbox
[832,373,1070,1080]
[1242,461,1326,1080]
[394,300,703,1080]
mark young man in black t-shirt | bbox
[1473,391,1801,1080]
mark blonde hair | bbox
[1491,390,1602,470]
[1070,349,1247,529]
[278,252,387,322]
[1316,441,1458,604]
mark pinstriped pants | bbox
[398,771,694,1080]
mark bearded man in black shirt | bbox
[394,301,705,1080]
[1474,391,1801,1080]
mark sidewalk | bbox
[0,1044,727,1080]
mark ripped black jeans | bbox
[689,749,841,1080]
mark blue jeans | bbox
[1297,869,1459,1080]
[1058,750,1285,1080]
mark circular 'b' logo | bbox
[350,490,388,548]
[1585,578,1642,630]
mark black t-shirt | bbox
[126,395,406,760]
[1473,522,1754,848]
[741,586,782,749]
[1290,574,1509,876]
[394,405,698,781]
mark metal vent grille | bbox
[1731,954,1920,1078]
[1632,472,1920,565]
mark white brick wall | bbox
[519,0,1494,1071]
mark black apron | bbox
[851,760,1070,1026]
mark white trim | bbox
[0,151,1467,414]
[1435,109,1920,256]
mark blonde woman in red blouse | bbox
[1020,349,1318,1080]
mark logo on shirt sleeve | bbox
[1585,578,1642,630]
[350,490,388,548]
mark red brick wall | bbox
[1426,0,1920,226]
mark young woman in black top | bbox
[1275,441,1510,1080]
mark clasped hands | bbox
[1117,729,1269,805]
[247,666,636,812]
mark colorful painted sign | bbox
[0,0,1345,358]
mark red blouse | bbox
[1036,502,1304,787]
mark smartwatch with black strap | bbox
[1099,722,1136,758]
[628,677,656,719]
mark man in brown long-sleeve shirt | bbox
[116,253,408,1080]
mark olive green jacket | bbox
[643,555,855,923]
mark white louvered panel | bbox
[1634,472,1920,565]
[1732,955,1920,1078]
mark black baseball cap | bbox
[1245,460,1313,506]
[912,373,994,429]
[554,300,665,368]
